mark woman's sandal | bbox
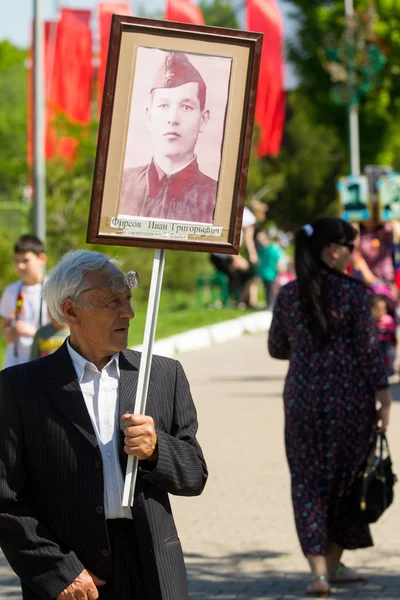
[306,575,330,597]
[328,562,368,584]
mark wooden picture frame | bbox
[87,15,262,254]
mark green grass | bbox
[0,290,253,366]
[128,289,252,346]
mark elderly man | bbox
[0,249,207,600]
[119,51,217,224]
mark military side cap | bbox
[150,51,207,109]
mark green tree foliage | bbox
[0,42,29,289]
[269,93,344,229]
[286,0,400,167]
[199,0,240,28]
[246,128,285,209]
[0,41,27,202]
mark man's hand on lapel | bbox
[122,414,158,462]
[56,569,105,599]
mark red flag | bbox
[50,9,93,125]
[268,89,285,156]
[165,0,204,24]
[247,0,285,156]
[27,21,59,167]
[47,9,93,161]
[98,2,133,111]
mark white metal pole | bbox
[33,0,46,242]
[345,0,354,14]
[122,248,166,507]
[349,105,361,176]
[345,0,361,176]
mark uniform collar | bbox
[148,157,200,198]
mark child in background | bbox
[371,294,397,376]
[273,257,295,298]
[256,231,285,309]
[0,235,49,368]
[30,315,69,360]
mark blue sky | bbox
[1,0,297,87]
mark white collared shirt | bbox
[67,340,132,520]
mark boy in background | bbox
[0,235,49,368]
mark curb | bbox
[131,310,272,358]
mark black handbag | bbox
[351,432,397,523]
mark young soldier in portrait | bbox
[119,51,218,224]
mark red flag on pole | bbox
[50,9,93,125]
[165,0,205,24]
[247,0,285,157]
[98,2,133,112]
[48,8,93,160]
[27,21,59,166]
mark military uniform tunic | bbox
[119,159,217,223]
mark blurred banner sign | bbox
[378,173,400,221]
[338,175,370,221]
[364,164,392,202]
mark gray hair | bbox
[44,250,118,324]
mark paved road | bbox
[1,332,400,599]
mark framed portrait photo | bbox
[87,15,262,254]
[378,173,400,221]
[337,175,371,222]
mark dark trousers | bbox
[99,519,147,600]
[210,254,251,302]
[263,279,275,310]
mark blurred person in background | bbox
[240,206,259,308]
[249,198,269,308]
[0,235,49,368]
[210,205,259,309]
[209,252,252,308]
[268,217,391,596]
[272,257,295,301]
[371,294,397,377]
[359,220,394,283]
[30,314,69,360]
[348,224,399,314]
[256,231,285,309]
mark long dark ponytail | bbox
[295,217,357,346]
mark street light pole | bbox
[33,0,46,243]
[345,0,361,176]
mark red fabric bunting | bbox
[247,0,285,156]
[47,8,93,161]
[27,21,59,166]
[98,2,133,112]
[50,9,92,125]
[165,0,205,25]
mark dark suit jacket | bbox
[0,343,207,600]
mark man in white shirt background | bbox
[0,249,207,600]
[0,234,49,367]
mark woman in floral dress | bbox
[268,217,392,596]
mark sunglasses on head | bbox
[337,242,355,253]
[76,270,139,297]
